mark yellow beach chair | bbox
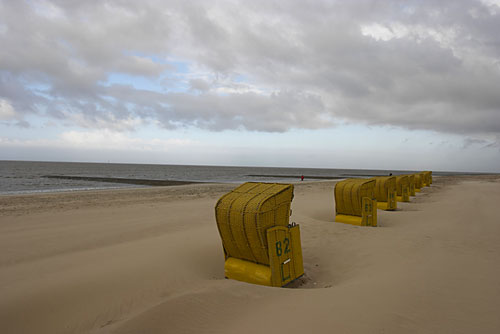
[372,176,397,211]
[334,178,377,226]
[396,175,410,202]
[215,182,304,287]
[406,174,416,196]
[423,171,432,186]
[414,173,423,192]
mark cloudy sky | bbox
[1,0,500,172]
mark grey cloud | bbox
[189,79,211,92]
[15,120,31,128]
[1,0,500,135]
[113,56,171,77]
[104,85,327,132]
[483,136,500,150]
[463,137,488,148]
[462,136,500,151]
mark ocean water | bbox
[0,160,454,195]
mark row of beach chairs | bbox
[335,171,432,226]
[214,171,432,287]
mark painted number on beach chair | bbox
[275,237,290,257]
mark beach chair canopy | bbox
[373,176,397,202]
[335,178,376,217]
[396,175,409,196]
[215,182,293,266]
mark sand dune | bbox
[1,176,499,333]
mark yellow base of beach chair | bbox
[335,214,363,226]
[377,201,397,211]
[225,257,272,286]
[396,195,410,202]
[224,225,304,287]
[335,198,377,227]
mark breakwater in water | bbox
[43,175,201,187]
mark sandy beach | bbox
[1,175,500,333]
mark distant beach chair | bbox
[372,176,397,210]
[406,174,416,196]
[334,178,377,226]
[414,173,423,192]
[215,182,304,287]
[423,171,432,186]
[419,172,428,187]
[396,175,410,202]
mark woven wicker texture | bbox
[334,178,376,217]
[215,182,293,266]
[373,176,397,202]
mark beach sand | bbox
[1,175,500,333]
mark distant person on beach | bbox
[389,173,392,176]
[301,175,304,181]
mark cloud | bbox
[462,136,500,152]
[463,137,489,148]
[113,56,171,77]
[0,98,30,128]
[0,129,195,151]
[0,99,16,120]
[59,130,194,151]
[482,136,500,150]
[1,0,500,136]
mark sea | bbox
[0,160,465,195]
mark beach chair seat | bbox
[334,179,377,226]
[215,182,304,287]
